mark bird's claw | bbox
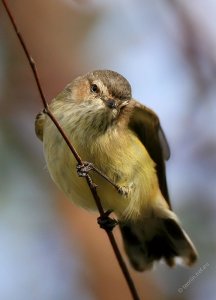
[76,161,94,177]
[116,183,135,197]
[117,186,129,197]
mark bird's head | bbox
[68,70,131,118]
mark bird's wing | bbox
[35,112,45,141]
[128,101,171,208]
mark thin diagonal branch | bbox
[2,0,48,109]
[2,1,140,299]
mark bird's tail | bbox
[119,208,198,271]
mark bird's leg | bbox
[97,209,118,231]
[76,161,122,192]
[76,162,133,198]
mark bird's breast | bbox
[43,116,159,219]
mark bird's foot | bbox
[97,210,118,231]
[76,161,94,177]
[116,183,135,198]
[117,186,129,197]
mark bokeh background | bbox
[0,0,216,299]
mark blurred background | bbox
[0,0,216,299]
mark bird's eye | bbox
[90,84,99,93]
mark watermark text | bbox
[178,262,209,294]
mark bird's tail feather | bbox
[119,209,198,271]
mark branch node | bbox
[30,56,35,65]
[97,210,118,231]
[43,107,49,114]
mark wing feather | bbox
[35,112,45,141]
[128,101,171,208]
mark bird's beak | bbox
[101,97,129,110]
[106,98,117,109]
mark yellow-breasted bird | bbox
[35,70,197,271]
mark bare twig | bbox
[1,1,140,299]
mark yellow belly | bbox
[43,120,159,220]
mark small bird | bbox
[35,70,197,271]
